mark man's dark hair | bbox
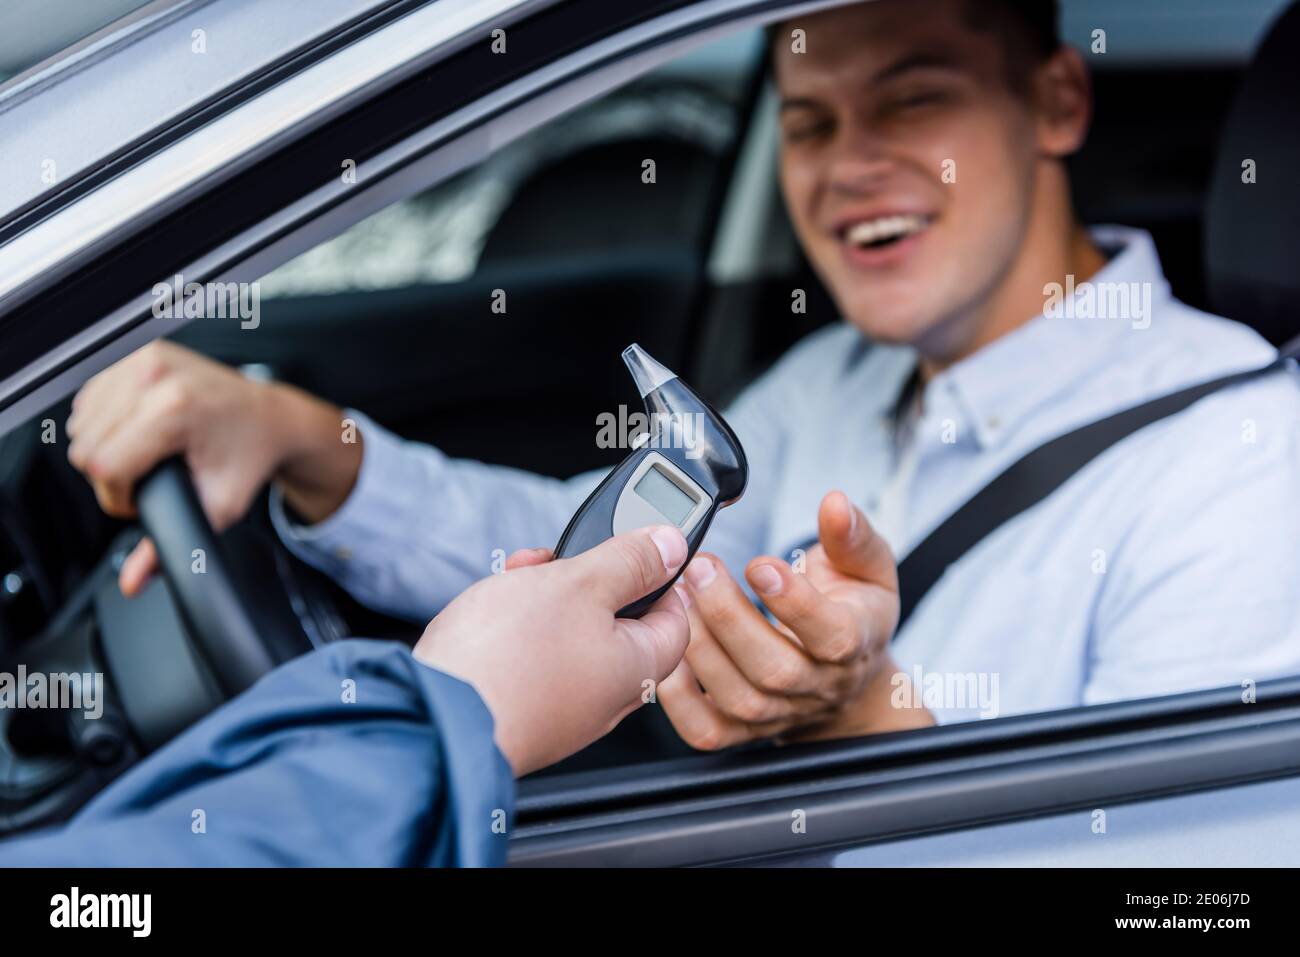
[768,0,1061,95]
[960,0,1061,89]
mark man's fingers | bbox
[569,525,687,612]
[682,594,831,722]
[66,386,137,468]
[118,537,159,598]
[505,547,553,571]
[658,659,741,751]
[746,556,872,664]
[817,490,898,592]
[66,346,160,461]
[67,358,139,441]
[682,553,825,696]
[80,382,188,511]
[89,476,138,521]
[659,659,796,752]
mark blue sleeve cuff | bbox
[417,661,516,867]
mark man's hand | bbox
[66,340,362,597]
[658,490,933,749]
[413,525,692,777]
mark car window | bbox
[145,0,1300,752]
[258,30,763,300]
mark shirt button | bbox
[333,546,353,562]
[986,416,1001,431]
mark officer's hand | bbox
[413,525,691,776]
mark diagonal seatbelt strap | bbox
[790,335,1300,635]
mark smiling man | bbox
[775,0,1105,366]
[653,0,1300,745]
[67,0,1300,755]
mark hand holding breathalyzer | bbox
[554,344,748,617]
[414,525,691,776]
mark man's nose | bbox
[825,122,893,196]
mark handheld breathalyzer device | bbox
[554,343,748,618]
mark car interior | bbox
[1,0,1298,834]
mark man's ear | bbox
[1033,45,1092,158]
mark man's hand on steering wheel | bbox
[66,340,363,597]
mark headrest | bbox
[1204,0,1300,346]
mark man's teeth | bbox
[845,214,928,247]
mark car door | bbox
[2,0,1299,870]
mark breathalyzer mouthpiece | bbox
[622,343,678,398]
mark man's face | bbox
[775,0,1045,351]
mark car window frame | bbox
[511,676,1300,865]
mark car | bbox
[0,0,1298,868]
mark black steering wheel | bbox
[135,459,278,697]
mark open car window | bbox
[260,31,760,298]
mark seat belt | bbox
[792,335,1300,634]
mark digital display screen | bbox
[634,465,698,526]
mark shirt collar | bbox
[925,225,1173,450]
[849,340,919,423]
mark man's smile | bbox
[832,210,936,268]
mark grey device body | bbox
[554,344,749,618]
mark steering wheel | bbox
[134,458,277,696]
[0,458,284,834]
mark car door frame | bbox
[509,677,1300,865]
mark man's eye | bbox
[887,91,949,112]
[784,119,833,143]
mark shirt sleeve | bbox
[1084,376,1300,705]
[270,409,599,621]
[0,640,514,867]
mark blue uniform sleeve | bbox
[0,640,514,867]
